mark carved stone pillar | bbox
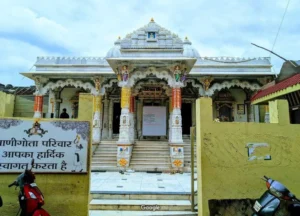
[117,86,133,168]
[108,99,113,139]
[33,95,44,118]
[118,87,132,144]
[137,99,143,139]
[168,76,184,169]
[168,95,173,141]
[192,100,196,126]
[102,97,109,139]
[134,98,137,139]
[129,96,135,141]
[92,94,102,144]
[169,88,183,144]
[48,90,56,118]
[92,77,104,144]
[264,105,270,123]
[33,76,48,118]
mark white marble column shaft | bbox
[102,98,109,139]
[108,100,113,139]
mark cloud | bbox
[0,0,299,85]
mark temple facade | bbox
[21,19,275,169]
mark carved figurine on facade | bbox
[199,76,214,91]
[94,78,101,92]
[121,65,129,82]
[116,67,122,81]
[180,68,187,82]
[174,65,181,82]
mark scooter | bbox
[252,176,300,216]
[5,159,51,216]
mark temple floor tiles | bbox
[89,171,197,215]
[90,171,197,193]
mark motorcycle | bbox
[3,159,51,216]
[252,176,300,216]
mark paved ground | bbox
[90,171,197,193]
[89,171,198,215]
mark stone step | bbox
[128,167,172,172]
[89,210,197,215]
[97,146,117,149]
[89,199,192,211]
[133,147,169,151]
[94,151,117,153]
[132,155,170,159]
[92,160,117,165]
[132,150,170,153]
[90,193,191,200]
[92,158,117,163]
[135,142,169,145]
[91,166,119,171]
[93,153,117,156]
[131,159,170,163]
[96,149,117,152]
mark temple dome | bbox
[106,37,121,58]
[183,37,200,58]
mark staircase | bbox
[91,140,118,171]
[89,193,197,215]
[183,139,197,172]
[129,140,171,172]
[91,139,197,172]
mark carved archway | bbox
[102,78,118,89]
[206,80,261,96]
[184,79,205,96]
[39,79,102,95]
[128,67,174,87]
[133,79,169,94]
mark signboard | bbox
[142,106,166,136]
[0,119,90,173]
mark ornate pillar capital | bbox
[33,76,49,96]
[168,64,187,88]
[198,76,214,91]
[91,77,105,96]
[116,63,135,87]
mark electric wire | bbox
[270,0,291,57]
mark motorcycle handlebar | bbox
[8,181,16,188]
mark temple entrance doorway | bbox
[113,102,121,134]
[181,103,192,134]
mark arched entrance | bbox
[133,78,170,140]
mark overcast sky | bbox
[0,0,299,86]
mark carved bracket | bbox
[198,76,214,91]
[33,76,49,96]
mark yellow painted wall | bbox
[14,95,49,118]
[0,91,15,117]
[78,93,96,153]
[196,98,300,216]
[0,119,91,216]
[78,93,93,121]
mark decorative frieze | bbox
[205,79,261,97]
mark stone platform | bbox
[89,171,198,215]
